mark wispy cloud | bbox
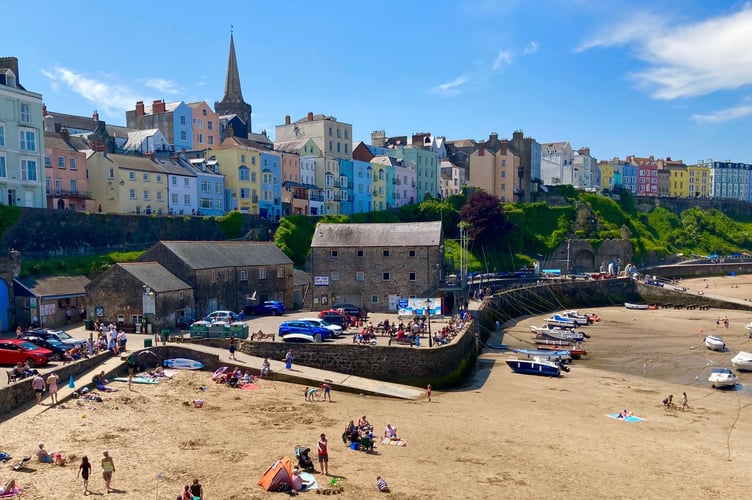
[522,41,539,55]
[42,66,148,117]
[492,50,513,71]
[144,78,180,94]
[691,104,752,124]
[431,76,469,96]
[578,5,752,100]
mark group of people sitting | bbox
[432,324,462,345]
[212,367,257,388]
[352,327,378,345]
[342,416,375,452]
[36,442,66,465]
[12,362,38,380]
[63,345,86,362]
[92,323,127,355]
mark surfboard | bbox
[163,358,205,370]
[606,413,647,422]
[112,377,158,385]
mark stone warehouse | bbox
[310,221,443,312]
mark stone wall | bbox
[641,261,752,279]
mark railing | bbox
[309,194,324,202]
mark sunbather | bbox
[358,415,370,431]
[0,479,17,495]
[384,423,398,439]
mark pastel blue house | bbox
[260,151,282,220]
[338,159,354,215]
[622,163,637,194]
[182,156,226,215]
[352,159,373,213]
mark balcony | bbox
[309,194,324,202]
[52,190,92,199]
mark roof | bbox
[116,262,192,292]
[122,129,161,151]
[143,101,183,114]
[106,124,137,139]
[47,110,98,133]
[14,275,90,299]
[311,222,442,248]
[293,114,337,124]
[92,153,167,174]
[247,132,273,146]
[43,132,77,151]
[152,157,195,177]
[293,269,310,287]
[155,241,293,269]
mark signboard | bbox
[314,276,329,286]
[95,305,104,318]
[398,298,442,316]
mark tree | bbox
[459,190,513,246]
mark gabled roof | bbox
[116,262,191,292]
[155,241,293,269]
[14,275,90,299]
[293,113,337,124]
[152,157,196,177]
[122,129,162,151]
[43,132,77,151]
[274,138,310,153]
[143,101,183,114]
[311,221,442,248]
[106,124,137,139]
[47,110,98,133]
[91,153,167,174]
[293,269,310,287]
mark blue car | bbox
[278,320,331,342]
[247,300,286,316]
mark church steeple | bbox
[214,32,252,137]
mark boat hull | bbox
[731,351,752,371]
[505,358,562,377]
[704,336,726,352]
[624,302,649,310]
[708,368,737,388]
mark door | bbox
[0,280,8,332]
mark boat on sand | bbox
[708,367,737,388]
[731,351,752,371]
[505,356,565,377]
[704,335,726,352]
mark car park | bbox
[24,328,88,349]
[204,310,240,323]
[247,300,286,316]
[300,318,343,337]
[0,339,52,367]
[278,320,331,342]
[318,310,349,328]
[20,336,69,361]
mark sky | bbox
[5,0,752,164]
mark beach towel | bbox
[0,487,23,497]
[606,413,647,422]
[299,472,319,490]
[240,383,260,391]
[380,437,408,446]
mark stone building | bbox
[138,241,293,317]
[310,221,443,312]
[84,262,193,331]
[0,250,21,332]
[14,275,89,329]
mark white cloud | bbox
[492,50,514,71]
[42,66,147,116]
[431,76,469,96]
[144,78,180,94]
[691,104,752,124]
[579,6,752,100]
[522,41,539,55]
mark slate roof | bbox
[15,275,90,299]
[116,262,191,292]
[97,153,167,174]
[43,132,76,151]
[122,129,161,151]
[311,221,442,248]
[293,269,310,287]
[156,241,293,269]
[153,157,195,177]
[107,124,138,140]
[47,110,98,133]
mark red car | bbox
[318,309,350,328]
[0,339,52,368]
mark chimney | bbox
[152,99,166,114]
[478,141,485,156]
[44,115,55,133]
[136,101,145,116]
[285,115,291,125]
[145,152,155,160]
[93,110,99,121]
[60,127,70,141]
[307,111,313,122]
[489,132,498,142]
[42,103,48,116]
[93,142,106,153]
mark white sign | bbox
[398,298,442,316]
[314,276,329,286]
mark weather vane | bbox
[230,24,234,34]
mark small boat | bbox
[731,351,752,371]
[560,311,591,326]
[534,338,572,346]
[704,335,726,352]
[567,310,600,322]
[544,315,577,328]
[514,349,572,364]
[708,367,738,388]
[531,324,575,334]
[505,356,563,377]
[624,302,650,310]
[535,344,588,359]
[534,330,586,342]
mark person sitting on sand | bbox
[384,423,398,440]
[0,479,17,495]
[36,443,52,463]
[663,395,674,408]
[358,415,370,431]
[376,476,390,493]
[261,358,271,378]
[291,466,313,491]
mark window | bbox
[345,143,349,154]
[356,250,364,258]
[331,271,339,281]
[330,250,338,258]
[329,140,333,152]
[20,159,37,181]
[201,181,210,192]
[382,250,390,257]
[171,193,178,203]
[251,171,257,182]
[19,129,36,151]
[345,130,349,139]
[239,167,250,181]
[208,136,214,145]
[180,131,187,141]
[54,178,61,195]
[57,156,65,168]
[143,173,149,182]
[108,168,115,180]
[211,271,216,283]
[241,154,246,163]
[129,189,136,200]
[172,177,177,185]
[44,155,51,168]
[240,188,250,199]
[197,133,204,144]
[20,103,30,123]
[0,156,5,177]
[356,271,365,281]
[0,124,5,147]
[409,272,416,281]
[183,194,190,204]
[156,191,163,202]
[328,127,333,136]
[143,190,150,201]
[129,172,136,181]
[277,267,285,278]
[371,295,379,304]
[69,158,77,170]
[258,268,267,279]
[156,174,162,183]
[208,121,214,130]
[45,177,51,194]
[200,198,211,209]
[408,249,416,257]
[70,179,77,193]
[239,269,248,281]
[251,156,256,165]
[180,116,186,125]
[382,272,390,281]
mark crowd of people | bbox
[92,322,128,355]
[212,367,258,388]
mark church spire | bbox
[215,32,253,137]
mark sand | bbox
[2,276,752,499]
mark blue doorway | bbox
[0,280,9,333]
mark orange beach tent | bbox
[258,456,293,491]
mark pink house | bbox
[43,130,94,211]
[187,101,220,149]
[630,155,658,196]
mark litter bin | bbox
[161,329,170,343]
[144,338,152,348]
[84,319,93,331]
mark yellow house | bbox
[212,137,262,214]
[87,152,169,214]
[687,163,712,198]
[597,161,614,191]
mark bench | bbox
[250,331,275,341]
[388,337,415,346]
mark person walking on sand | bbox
[285,349,293,370]
[317,433,329,475]
[126,353,136,391]
[101,450,115,493]
[426,384,432,402]
[32,372,45,405]
[77,455,92,494]
[190,478,203,499]
[229,336,237,360]
[46,371,59,405]
[681,392,689,411]
[321,382,332,402]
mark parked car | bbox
[247,300,286,316]
[300,318,343,337]
[332,303,362,317]
[20,336,70,361]
[204,311,240,323]
[0,339,52,367]
[278,320,331,342]
[24,328,88,349]
[318,310,349,328]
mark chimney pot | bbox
[93,110,99,121]
[478,141,485,156]
[285,115,291,125]
[307,111,313,122]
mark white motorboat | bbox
[624,302,650,310]
[708,367,738,388]
[514,349,572,364]
[704,335,726,352]
[731,351,752,371]
[544,315,577,328]
[530,324,575,334]
[505,356,564,377]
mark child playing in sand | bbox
[376,476,390,492]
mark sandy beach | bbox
[2,276,752,499]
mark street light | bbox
[424,297,433,348]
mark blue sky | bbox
[6,1,752,163]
